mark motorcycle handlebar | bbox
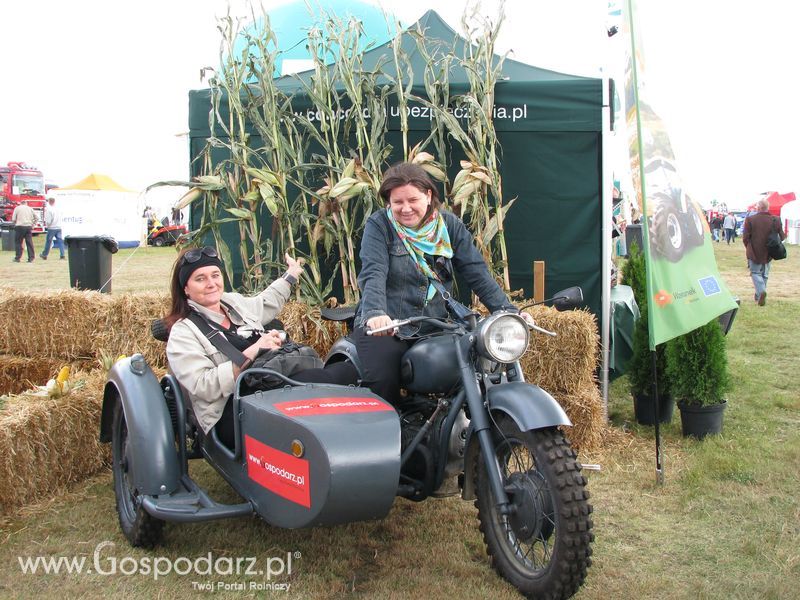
[366,316,460,336]
[528,322,557,337]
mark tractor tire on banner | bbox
[650,200,684,262]
[684,205,706,248]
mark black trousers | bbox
[14,226,34,261]
[215,360,359,449]
[352,326,413,406]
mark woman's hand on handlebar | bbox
[519,311,536,328]
[366,315,396,336]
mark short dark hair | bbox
[379,162,441,215]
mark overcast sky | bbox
[1,0,797,212]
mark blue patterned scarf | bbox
[386,207,453,301]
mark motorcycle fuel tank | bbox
[400,334,461,394]
[239,384,401,528]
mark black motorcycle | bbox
[100,286,593,599]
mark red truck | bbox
[0,161,46,233]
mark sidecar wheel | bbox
[111,401,164,547]
[475,419,593,599]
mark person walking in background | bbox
[743,198,785,306]
[143,206,156,230]
[710,213,723,242]
[11,198,36,263]
[171,207,183,225]
[723,212,736,244]
[40,196,66,260]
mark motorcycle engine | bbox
[399,402,470,493]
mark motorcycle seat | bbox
[320,306,356,322]
[151,318,169,342]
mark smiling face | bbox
[183,265,224,309]
[389,183,432,229]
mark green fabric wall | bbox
[186,9,604,320]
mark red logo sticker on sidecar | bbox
[245,435,310,508]
[274,397,394,416]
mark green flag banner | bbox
[623,0,737,349]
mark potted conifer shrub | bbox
[622,243,673,425]
[665,318,730,439]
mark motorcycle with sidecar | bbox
[99,286,593,598]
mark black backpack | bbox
[766,217,787,261]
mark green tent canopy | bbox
[187,10,605,318]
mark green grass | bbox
[0,240,798,599]
[0,237,177,294]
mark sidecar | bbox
[99,355,401,546]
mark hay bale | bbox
[0,289,111,360]
[94,292,169,370]
[518,305,599,395]
[554,383,607,453]
[0,355,91,397]
[278,301,348,358]
[0,369,110,513]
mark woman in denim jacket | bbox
[354,162,530,406]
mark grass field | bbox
[0,238,798,599]
[0,237,176,295]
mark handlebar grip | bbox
[529,323,557,337]
[366,320,403,335]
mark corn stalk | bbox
[454,1,512,289]
[385,16,414,160]
[291,12,394,304]
[406,25,455,190]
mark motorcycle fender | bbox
[461,382,571,501]
[99,357,181,496]
[324,336,363,378]
[486,382,571,431]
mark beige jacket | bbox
[12,204,36,227]
[166,279,291,433]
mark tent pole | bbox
[600,69,612,420]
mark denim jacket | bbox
[356,209,516,328]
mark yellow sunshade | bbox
[55,173,137,192]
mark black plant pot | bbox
[678,400,727,439]
[633,393,674,425]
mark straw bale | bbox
[0,289,111,360]
[554,383,607,453]
[0,369,110,513]
[278,301,348,358]
[94,292,170,370]
[518,305,599,395]
[0,355,91,397]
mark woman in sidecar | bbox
[165,247,358,447]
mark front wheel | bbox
[475,418,593,599]
[111,400,164,547]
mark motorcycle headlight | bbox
[476,313,529,363]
